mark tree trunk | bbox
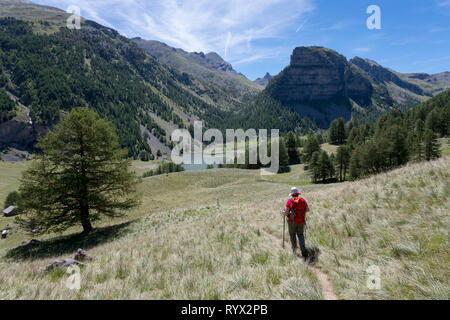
[79,132,92,234]
[81,207,93,233]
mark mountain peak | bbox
[351,56,380,67]
[290,46,347,68]
[254,72,273,87]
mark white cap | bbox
[289,187,299,197]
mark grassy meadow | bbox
[0,147,448,299]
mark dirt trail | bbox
[259,226,338,300]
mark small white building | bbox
[2,205,17,217]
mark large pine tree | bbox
[18,107,141,234]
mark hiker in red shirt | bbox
[284,187,309,257]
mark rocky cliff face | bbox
[265,47,373,127]
[349,57,425,96]
[262,46,450,129]
[0,119,45,152]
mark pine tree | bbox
[336,118,346,144]
[349,148,361,180]
[309,151,320,183]
[415,119,425,137]
[425,109,440,134]
[302,131,321,163]
[336,145,350,181]
[317,151,332,183]
[329,153,336,180]
[18,107,141,234]
[329,120,338,144]
[406,132,421,162]
[285,131,300,165]
[424,129,441,161]
[329,118,346,145]
[347,127,361,148]
[139,150,150,162]
[278,139,290,173]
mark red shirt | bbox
[286,197,308,223]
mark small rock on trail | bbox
[74,248,93,262]
[43,259,85,272]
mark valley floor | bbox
[0,158,448,299]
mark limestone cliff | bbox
[265,47,373,127]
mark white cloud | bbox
[35,0,314,65]
[354,47,371,54]
[437,0,450,7]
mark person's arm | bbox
[283,200,291,217]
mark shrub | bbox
[4,191,20,209]
[142,162,184,178]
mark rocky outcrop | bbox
[349,57,425,96]
[0,120,35,150]
[265,47,373,127]
[0,118,46,153]
[254,72,273,87]
[43,259,85,272]
[74,248,93,262]
[345,65,373,106]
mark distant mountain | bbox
[1,1,448,154]
[0,1,226,158]
[0,0,67,22]
[258,46,450,128]
[132,38,262,111]
[254,72,273,87]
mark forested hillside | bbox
[233,47,450,134]
[299,89,450,183]
[0,1,448,158]
[0,88,15,124]
[132,38,261,111]
[0,16,224,157]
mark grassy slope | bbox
[264,157,449,299]
[0,161,28,237]
[0,167,322,299]
[0,155,448,299]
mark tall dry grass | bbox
[0,157,448,299]
[0,202,321,299]
[263,157,449,299]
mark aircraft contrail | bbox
[224,32,231,60]
[296,20,308,33]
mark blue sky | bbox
[33,0,450,80]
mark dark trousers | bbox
[288,222,306,253]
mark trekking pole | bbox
[282,213,286,249]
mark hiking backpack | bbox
[289,197,307,224]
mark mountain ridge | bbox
[257,46,450,129]
[1,0,449,153]
[131,37,262,111]
[0,1,227,158]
